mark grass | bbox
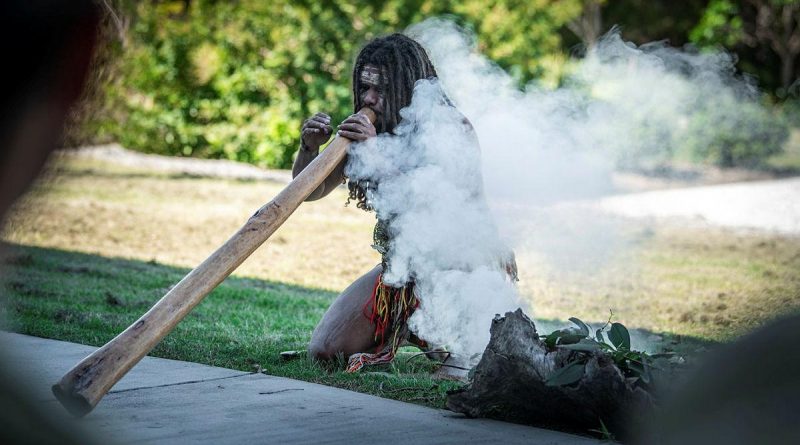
[0,244,461,406]
[521,226,800,342]
[2,155,800,407]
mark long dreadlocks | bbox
[347,34,437,210]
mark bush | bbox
[76,1,583,168]
[683,99,788,167]
[93,1,353,169]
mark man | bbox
[292,34,443,371]
[295,33,517,375]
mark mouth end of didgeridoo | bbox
[52,383,93,418]
[357,107,377,124]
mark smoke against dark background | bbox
[347,18,783,358]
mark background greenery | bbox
[69,0,800,169]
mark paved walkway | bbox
[598,177,800,235]
[59,144,293,183]
[67,145,800,235]
[0,332,597,444]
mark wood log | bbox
[446,308,655,440]
[52,108,376,417]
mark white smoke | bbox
[345,18,773,362]
[404,19,772,269]
[346,80,519,362]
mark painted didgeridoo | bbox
[52,108,377,417]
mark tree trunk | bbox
[567,0,604,48]
[781,52,796,90]
[446,309,655,440]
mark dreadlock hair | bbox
[351,33,437,133]
[347,33,437,210]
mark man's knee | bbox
[308,340,338,362]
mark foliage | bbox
[690,0,746,48]
[691,0,800,94]
[76,1,795,168]
[88,0,586,168]
[543,313,670,389]
[683,98,789,167]
[779,98,800,127]
[452,0,586,85]
[597,0,709,47]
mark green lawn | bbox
[0,244,461,406]
[1,155,799,408]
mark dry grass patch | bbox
[4,158,380,291]
[519,225,800,341]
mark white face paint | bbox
[358,65,385,115]
[360,66,381,85]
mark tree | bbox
[566,0,606,48]
[452,0,584,84]
[692,0,800,94]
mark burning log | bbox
[446,309,655,440]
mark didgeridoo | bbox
[52,108,377,417]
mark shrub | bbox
[683,98,788,167]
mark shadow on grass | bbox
[1,241,721,361]
[0,242,334,369]
[0,243,464,407]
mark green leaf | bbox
[625,357,653,384]
[595,328,604,343]
[568,317,590,336]
[557,339,602,352]
[628,360,652,384]
[545,328,585,348]
[545,361,585,387]
[608,323,631,350]
[555,333,585,345]
[627,360,645,376]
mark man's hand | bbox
[301,112,333,151]
[337,113,376,141]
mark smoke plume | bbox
[346,80,519,362]
[346,18,773,361]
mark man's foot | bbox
[432,354,470,381]
[406,334,451,363]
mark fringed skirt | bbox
[345,272,426,372]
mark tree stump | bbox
[446,309,655,439]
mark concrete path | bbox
[64,145,800,235]
[597,177,800,235]
[0,332,597,444]
[59,144,293,183]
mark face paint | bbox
[358,65,385,118]
[360,66,381,86]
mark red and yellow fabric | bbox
[346,273,421,373]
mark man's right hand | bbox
[301,112,333,151]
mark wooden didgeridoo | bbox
[52,108,377,417]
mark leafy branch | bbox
[544,311,670,388]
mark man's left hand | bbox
[337,113,377,141]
